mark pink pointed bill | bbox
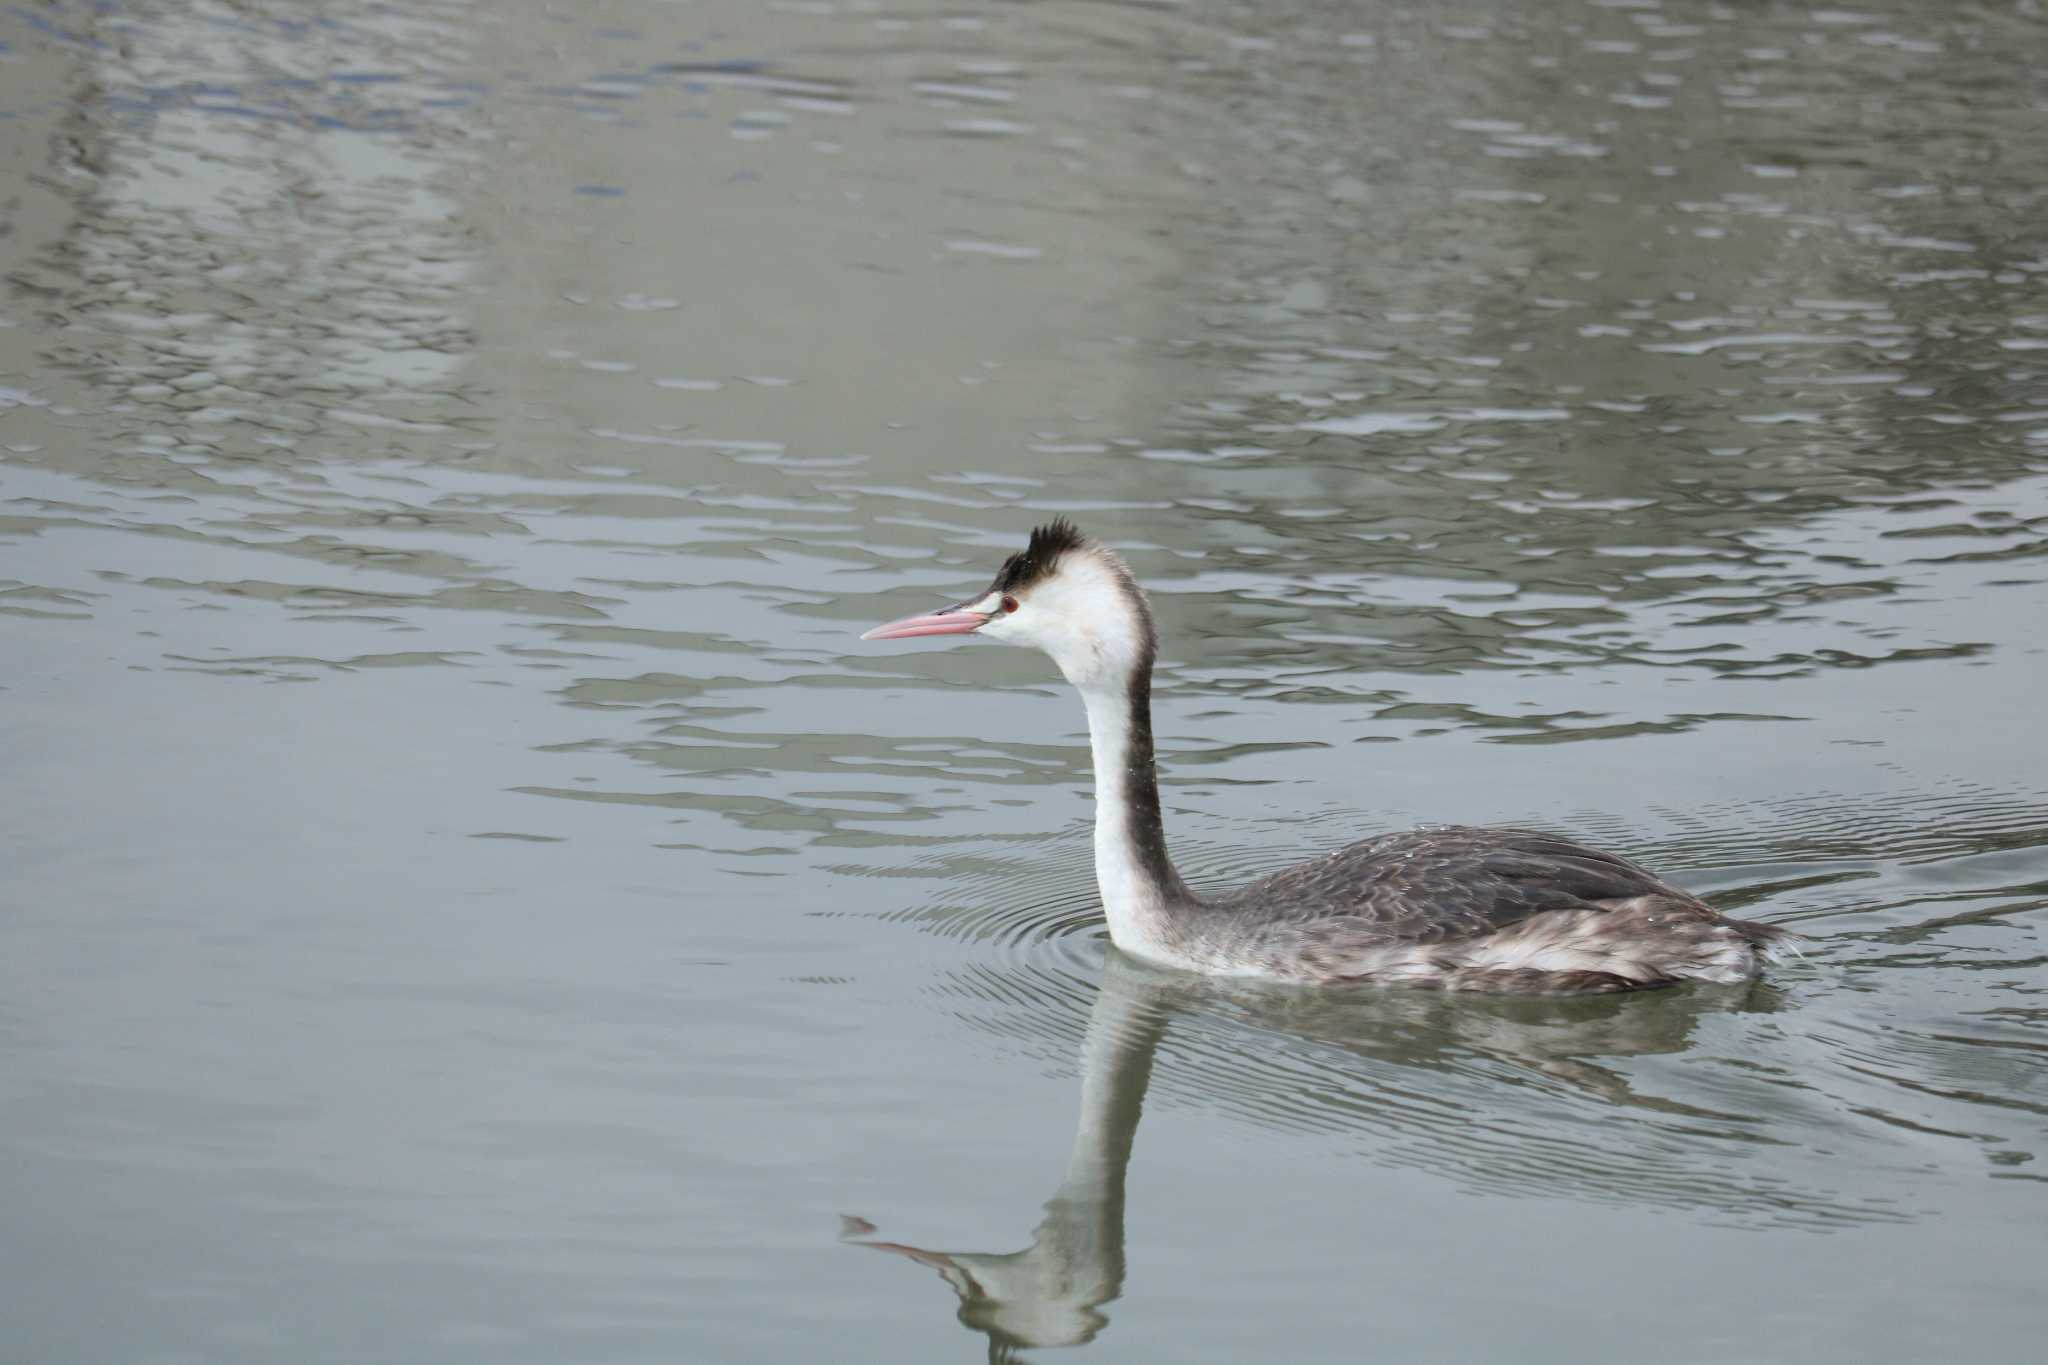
[860,608,989,641]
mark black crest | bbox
[991,518,1089,594]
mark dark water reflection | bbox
[2,0,2046,1361]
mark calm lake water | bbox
[3,0,2045,1360]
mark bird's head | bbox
[863,520,1156,692]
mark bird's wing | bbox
[1224,825,1693,943]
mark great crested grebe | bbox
[862,520,1788,993]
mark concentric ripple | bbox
[875,778,2047,1230]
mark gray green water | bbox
[2,1,2045,1360]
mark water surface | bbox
[2,1,2044,1361]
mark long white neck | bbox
[1078,673,1191,957]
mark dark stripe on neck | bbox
[1117,640,1192,907]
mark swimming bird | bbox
[862,520,1788,993]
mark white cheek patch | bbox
[961,551,1143,675]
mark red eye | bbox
[1002,595,1020,614]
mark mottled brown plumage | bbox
[1172,825,1786,991]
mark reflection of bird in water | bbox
[845,950,1797,1358]
[846,953,1164,1357]
[864,521,1790,992]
